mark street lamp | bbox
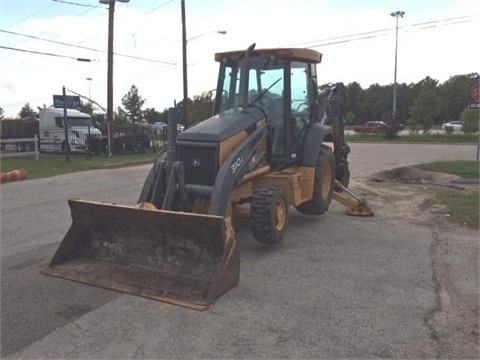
[388,10,405,138]
[99,0,129,157]
[86,77,92,99]
[181,0,226,130]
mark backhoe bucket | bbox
[42,199,240,310]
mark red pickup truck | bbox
[353,121,389,134]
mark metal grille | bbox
[177,145,218,186]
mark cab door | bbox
[289,61,314,160]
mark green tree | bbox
[460,109,479,134]
[410,77,442,133]
[345,111,356,125]
[395,83,414,127]
[177,97,191,128]
[359,83,391,124]
[438,74,477,124]
[144,107,162,124]
[18,103,35,118]
[121,85,146,123]
[0,106,4,120]
[114,106,128,124]
[405,118,420,134]
[176,92,216,128]
[345,82,362,125]
[80,101,94,116]
[191,91,215,125]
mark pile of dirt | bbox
[368,166,478,190]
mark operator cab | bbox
[213,47,322,165]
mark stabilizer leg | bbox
[332,181,374,217]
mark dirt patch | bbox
[347,177,433,223]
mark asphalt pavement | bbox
[1,142,478,359]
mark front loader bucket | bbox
[42,199,240,310]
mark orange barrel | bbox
[0,168,27,183]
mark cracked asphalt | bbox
[1,142,478,359]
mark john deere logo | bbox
[192,158,201,167]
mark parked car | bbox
[353,121,389,134]
[442,121,462,132]
[152,122,167,133]
[152,122,185,135]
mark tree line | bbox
[2,73,478,134]
[343,74,478,133]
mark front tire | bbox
[251,184,289,244]
[296,144,335,215]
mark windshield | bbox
[55,116,93,128]
[217,56,285,114]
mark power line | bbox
[7,3,57,27]
[0,45,94,62]
[305,18,477,48]
[52,0,97,7]
[0,29,178,65]
[287,15,478,48]
[144,0,174,15]
[51,0,103,17]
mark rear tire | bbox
[296,145,335,215]
[251,184,289,244]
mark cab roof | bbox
[215,48,322,64]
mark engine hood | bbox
[178,107,265,143]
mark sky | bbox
[0,0,479,118]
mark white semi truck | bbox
[38,108,102,153]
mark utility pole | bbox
[181,0,188,130]
[100,0,129,157]
[180,1,225,131]
[388,10,405,138]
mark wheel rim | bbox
[274,198,287,231]
[321,162,332,198]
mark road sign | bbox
[53,95,81,109]
[471,83,480,102]
[469,102,480,110]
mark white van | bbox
[38,108,102,153]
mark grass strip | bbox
[431,189,479,229]
[0,152,158,180]
[345,133,478,143]
[415,161,479,177]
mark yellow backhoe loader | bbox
[42,44,373,310]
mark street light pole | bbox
[389,10,405,138]
[100,0,129,157]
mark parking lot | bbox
[1,142,478,359]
